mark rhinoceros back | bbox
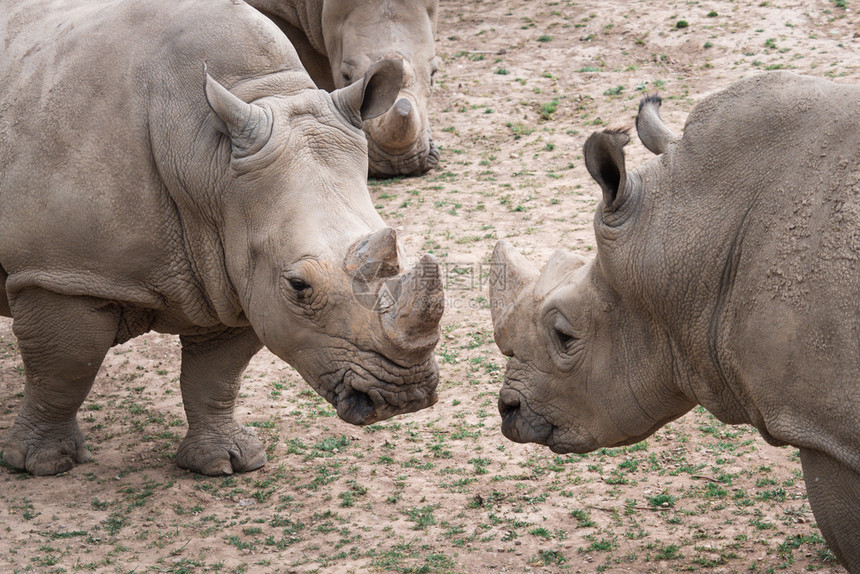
[0,0,304,329]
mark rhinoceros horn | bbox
[344,227,402,276]
[380,253,444,354]
[332,58,404,128]
[635,94,678,155]
[489,241,540,355]
[534,250,588,300]
[204,67,273,158]
[367,96,423,151]
[364,58,422,152]
[344,229,442,353]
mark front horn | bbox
[380,254,444,354]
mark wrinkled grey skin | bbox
[490,72,860,571]
[246,0,440,178]
[0,0,444,477]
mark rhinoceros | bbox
[489,72,860,570]
[0,0,444,477]
[245,0,440,178]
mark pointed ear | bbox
[204,65,273,158]
[636,94,678,155]
[583,129,630,212]
[332,58,404,128]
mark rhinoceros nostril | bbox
[498,391,521,419]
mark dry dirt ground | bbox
[1,1,858,572]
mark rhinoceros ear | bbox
[584,128,630,213]
[332,58,404,128]
[636,94,678,155]
[204,66,273,158]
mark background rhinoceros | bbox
[0,0,444,477]
[490,72,860,571]
[245,0,440,178]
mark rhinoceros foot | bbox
[175,422,266,476]
[1,419,91,476]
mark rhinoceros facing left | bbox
[490,72,860,570]
[0,0,443,476]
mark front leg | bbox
[799,448,860,572]
[1,289,119,475]
[175,327,265,476]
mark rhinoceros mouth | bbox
[325,356,439,425]
[367,133,439,177]
[336,380,377,425]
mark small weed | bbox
[571,509,596,528]
[539,99,560,120]
[405,505,439,530]
[536,549,566,564]
[648,493,676,508]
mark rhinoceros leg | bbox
[1,289,119,475]
[175,327,266,476]
[799,448,860,571]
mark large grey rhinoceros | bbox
[0,0,444,477]
[489,72,860,570]
[245,0,440,178]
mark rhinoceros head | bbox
[205,59,443,425]
[489,114,693,453]
[321,0,440,177]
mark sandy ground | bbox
[1,0,858,572]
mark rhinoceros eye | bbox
[288,277,312,298]
[340,63,356,86]
[555,328,575,349]
[288,278,309,290]
[549,312,578,354]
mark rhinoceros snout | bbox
[498,386,554,446]
[334,362,439,425]
[367,132,439,177]
[498,387,525,439]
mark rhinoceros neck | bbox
[286,0,328,56]
[602,159,756,427]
